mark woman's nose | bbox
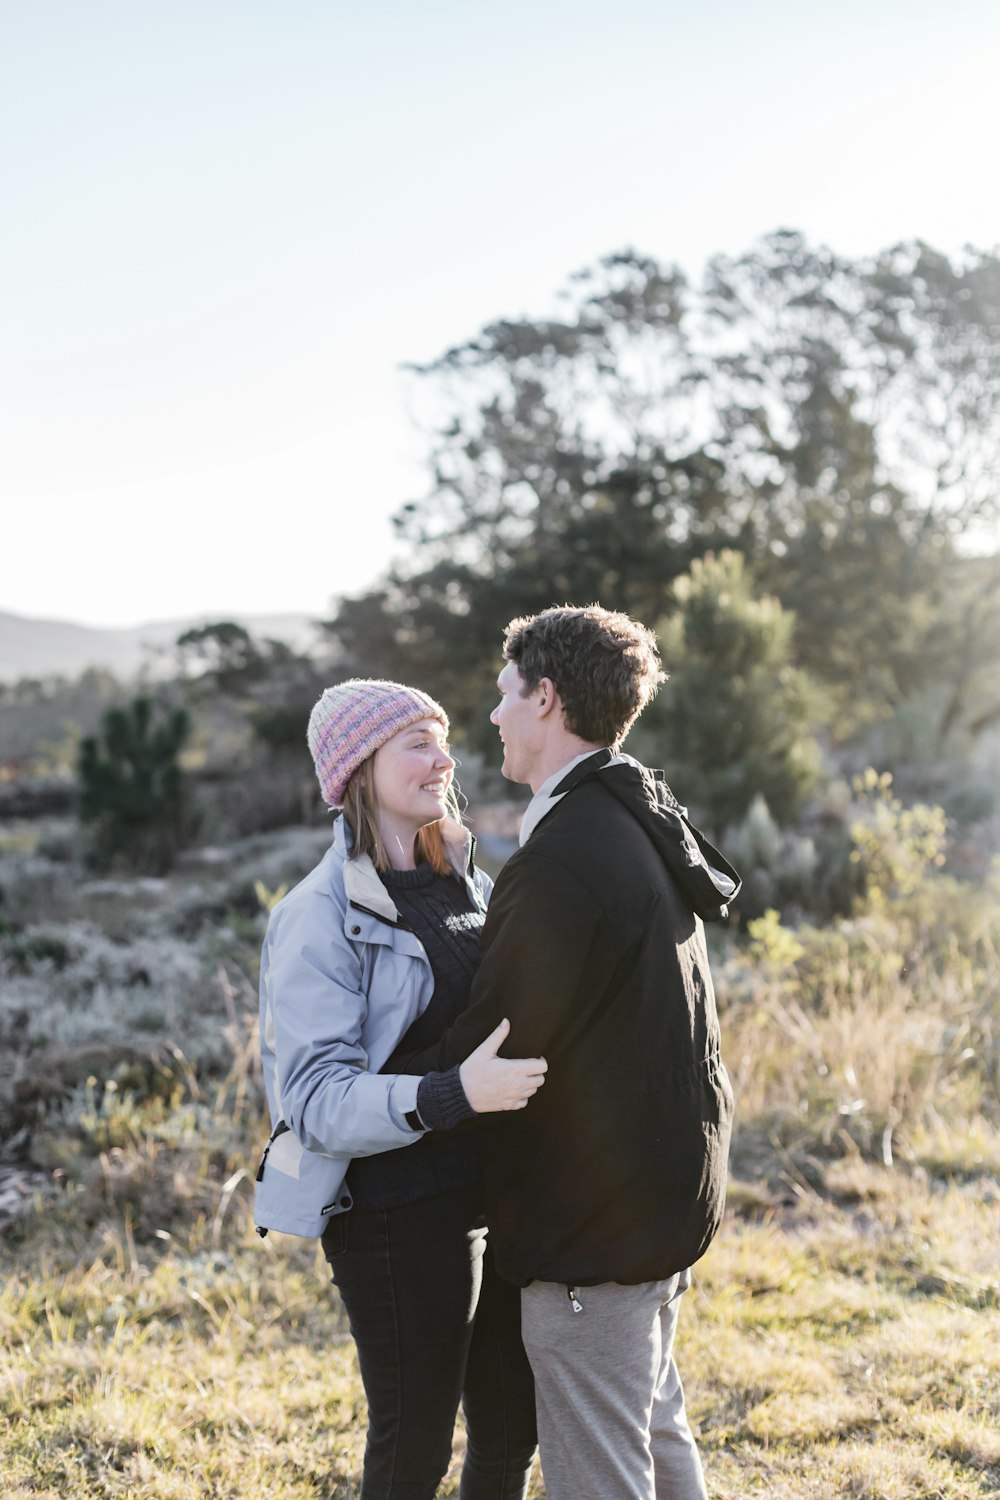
[437,748,456,769]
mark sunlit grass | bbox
[679,1219,999,1497]
[2,827,998,1496]
[0,1217,539,1498]
[3,1170,997,1498]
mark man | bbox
[395,604,740,1500]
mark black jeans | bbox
[322,1183,537,1500]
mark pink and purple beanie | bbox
[307,678,449,809]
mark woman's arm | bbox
[262,893,545,1158]
[262,903,424,1157]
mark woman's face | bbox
[371,717,455,841]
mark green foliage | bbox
[745,907,807,970]
[632,551,822,827]
[849,768,948,910]
[175,620,324,754]
[76,1075,149,1153]
[723,808,999,1178]
[325,233,1000,755]
[253,878,288,913]
[175,620,269,693]
[719,794,836,923]
[77,697,192,873]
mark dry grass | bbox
[2,1175,997,1498]
[1,825,998,1497]
[685,1184,1000,1499]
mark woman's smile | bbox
[372,718,455,861]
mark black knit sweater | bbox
[344,862,481,1209]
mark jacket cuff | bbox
[386,1073,421,1133]
[416,1066,476,1131]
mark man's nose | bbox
[489,707,500,725]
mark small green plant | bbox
[76,1076,146,1152]
[849,768,947,909]
[77,697,192,873]
[745,907,806,971]
[253,879,288,914]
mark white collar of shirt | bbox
[518,748,625,847]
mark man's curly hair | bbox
[502,604,666,749]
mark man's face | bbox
[490,660,544,785]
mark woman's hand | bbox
[459,1018,547,1113]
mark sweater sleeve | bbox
[414,1065,477,1130]
[387,851,603,1075]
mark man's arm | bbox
[387,851,602,1076]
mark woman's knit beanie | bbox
[307,678,449,809]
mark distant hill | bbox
[0,610,323,682]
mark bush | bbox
[77,698,193,873]
[720,784,1000,1183]
[632,551,823,829]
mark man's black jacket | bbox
[389,751,740,1288]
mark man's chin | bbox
[500,754,526,785]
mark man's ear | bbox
[535,677,561,721]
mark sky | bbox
[3,0,998,629]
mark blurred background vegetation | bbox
[2,230,998,1497]
[4,231,998,891]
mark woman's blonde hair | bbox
[341,754,463,876]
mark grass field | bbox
[2,1169,997,1498]
[1,818,998,1497]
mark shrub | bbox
[77,698,193,873]
[632,550,823,829]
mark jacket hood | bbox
[553,751,741,922]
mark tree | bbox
[175,621,270,694]
[697,233,1000,723]
[325,233,1000,745]
[77,697,192,873]
[174,621,325,751]
[629,551,821,829]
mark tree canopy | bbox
[325,232,1000,762]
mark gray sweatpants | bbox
[520,1269,708,1500]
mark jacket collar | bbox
[519,748,615,847]
[335,818,399,921]
[551,747,614,795]
[333,812,477,924]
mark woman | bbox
[255,678,544,1500]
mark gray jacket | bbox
[254,815,490,1237]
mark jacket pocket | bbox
[255,1120,291,1181]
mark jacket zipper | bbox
[255,1119,290,1181]
[348,900,414,932]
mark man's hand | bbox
[459,1018,547,1112]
